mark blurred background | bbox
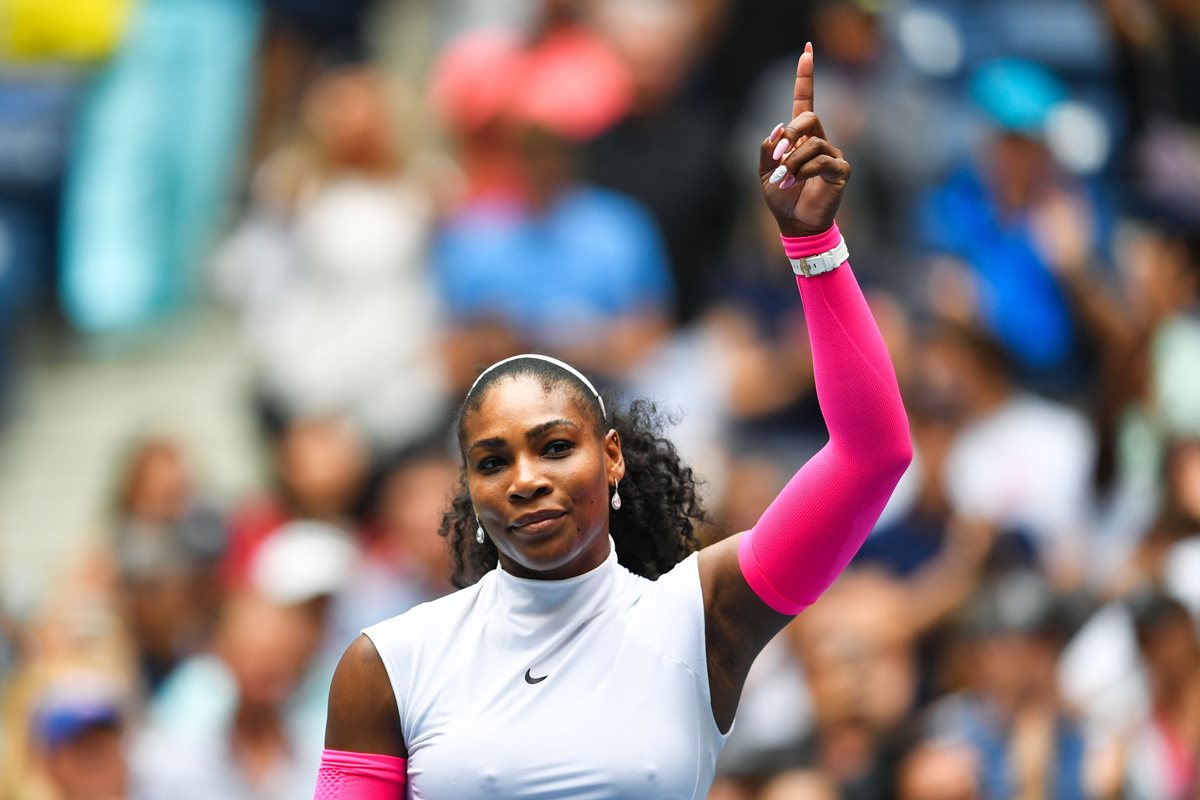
[0,0,1198,797]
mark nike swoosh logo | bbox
[524,668,548,684]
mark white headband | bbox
[467,354,606,419]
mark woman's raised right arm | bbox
[315,635,408,799]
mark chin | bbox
[499,523,602,578]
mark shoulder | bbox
[331,582,488,756]
[362,581,488,682]
[325,635,406,757]
[622,552,706,669]
[648,550,704,597]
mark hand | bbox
[1030,190,1094,278]
[759,43,851,238]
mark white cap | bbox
[249,521,359,605]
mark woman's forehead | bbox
[464,374,595,437]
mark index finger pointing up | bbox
[792,42,814,119]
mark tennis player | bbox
[314,43,912,799]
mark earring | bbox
[611,480,622,511]
[476,523,485,544]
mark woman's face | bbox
[462,376,624,580]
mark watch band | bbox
[787,237,850,277]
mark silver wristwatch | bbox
[788,237,850,277]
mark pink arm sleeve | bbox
[314,749,407,799]
[737,225,912,614]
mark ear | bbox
[603,428,625,485]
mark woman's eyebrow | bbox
[466,436,505,454]
[524,419,578,441]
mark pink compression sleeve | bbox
[313,749,407,799]
[737,226,912,614]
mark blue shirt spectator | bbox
[435,185,672,350]
[919,166,1076,373]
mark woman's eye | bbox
[545,440,574,456]
[477,456,504,472]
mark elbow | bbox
[830,415,912,488]
[871,414,913,487]
[827,402,913,487]
[886,429,914,485]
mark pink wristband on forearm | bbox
[314,749,407,799]
[737,230,911,615]
[780,223,843,259]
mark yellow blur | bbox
[0,0,135,62]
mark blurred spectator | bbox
[32,674,129,800]
[918,59,1107,389]
[788,572,917,799]
[1120,593,1200,799]
[734,0,917,291]
[429,0,665,383]
[222,416,368,589]
[333,448,456,638]
[917,322,1095,582]
[138,597,322,798]
[928,571,1088,800]
[1103,0,1200,220]
[220,64,452,454]
[1103,220,1200,495]
[582,0,737,322]
[434,115,672,384]
[110,435,227,694]
[430,1,633,204]
[143,526,356,799]
[59,0,260,332]
[249,0,380,160]
[2,668,133,800]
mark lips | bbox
[509,509,567,533]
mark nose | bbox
[508,453,552,502]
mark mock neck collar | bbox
[490,537,621,634]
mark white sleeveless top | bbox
[363,542,728,799]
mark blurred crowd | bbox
[1,0,1199,797]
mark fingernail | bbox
[772,138,790,161]
[770,123,784,142]
[780,174,797,190]
[768,165,788,184]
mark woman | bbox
[315,44,912,799]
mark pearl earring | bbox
[476,522,485,544]
[611,480,622,511]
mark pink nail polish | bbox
[772,138,790,161]
[770,123,784,141]
[780,174,797,190]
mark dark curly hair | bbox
[438,357,708,588]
